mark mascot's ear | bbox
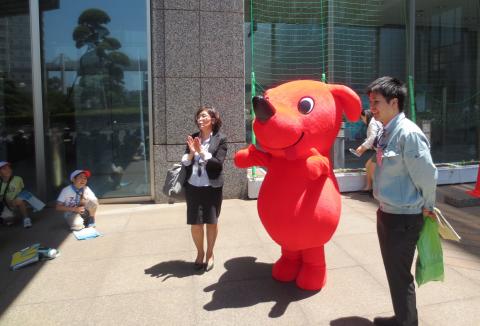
[328,84,362,122]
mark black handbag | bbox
[162,163,187,202]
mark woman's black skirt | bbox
[185,183,223,225]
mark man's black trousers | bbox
[377,209,424,326]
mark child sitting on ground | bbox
[56,169,99,231]
[0,161,34,228]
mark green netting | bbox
[331,0,383,93]
[250,0,327,92]
[248,0,480,165]
[247,0,415,173]
[250,0,386,93]
[248,0,392,147]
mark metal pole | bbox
[327,0,335,82]
[146,0,155,199]
[407,0,416,122]
[442,87,447,147]
[29,0,47,200]
[138,50,148,189]
[407,0,415,80]
[250,0,257,178]
[320,0,326,81]
[408,75,416,123]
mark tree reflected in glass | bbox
[72,8,130,110]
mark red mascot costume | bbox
[235,80,361,290]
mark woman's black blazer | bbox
[184,131,227,187]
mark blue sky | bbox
[43,0,148,90]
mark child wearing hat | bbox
[0,161,33,228]
[56,170,99,231]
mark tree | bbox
[71,8,130,109]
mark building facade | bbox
[1,0,246,203]
[1,0,479,203]
[246,0,480,170]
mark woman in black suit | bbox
[181,106,227,271]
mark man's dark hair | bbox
[366,76,407,112]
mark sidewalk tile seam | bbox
[328,240,365,268]
[5,286,192,308]
[195,275,273,288]
[52,250,197,264]
[331,236,382,268]
[449,266,480,287]
[333,231,378,239]
[357,264,390,291]
[417,294,480,308]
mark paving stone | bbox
[441,183,480,207]
[1,185,479,325]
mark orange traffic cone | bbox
[466,165,480,198]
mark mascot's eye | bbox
[298,97,314,114]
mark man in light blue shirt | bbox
[368,77,438,326]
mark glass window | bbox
[40,0,150,199]
[334,0,406,169]
[0,0,37,192]
[245,0,327,143]
[247,0,327,91]
[415,0,480,163]
[245,0,406,169]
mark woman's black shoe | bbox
[194,262,204,270]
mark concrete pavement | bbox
[0,184,479,325]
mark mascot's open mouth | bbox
[261,132,304,150]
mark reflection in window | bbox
[246,0,405,169]
[42,1,149,199]
[415,0,480,163]
[246,1,480,167]
[0,1,37,192]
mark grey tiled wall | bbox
[151,0,247,202]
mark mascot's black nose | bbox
[253,96,276,122]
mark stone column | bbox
[151,0,247,202]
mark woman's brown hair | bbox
[195,106,222,133]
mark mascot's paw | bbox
[234,144,260,168]
[272,256,301,282]
[233,147,250,168]
[306,148,330,180]
[296,263,326,291]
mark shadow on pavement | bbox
[330,316,374,325]
[203,256,319,318]
[0,207,70,316]
[346,186,480,261]
[431,185,480,261]
[342,191,376,203]
[144,260,205,280]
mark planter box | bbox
[247,171,366,198]
[247,168,266,199]
[437,164,478,185]
[246,164,479,199]
[336,171,367,192]
[247,176,263,199]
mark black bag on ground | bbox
[162,163,186,201]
